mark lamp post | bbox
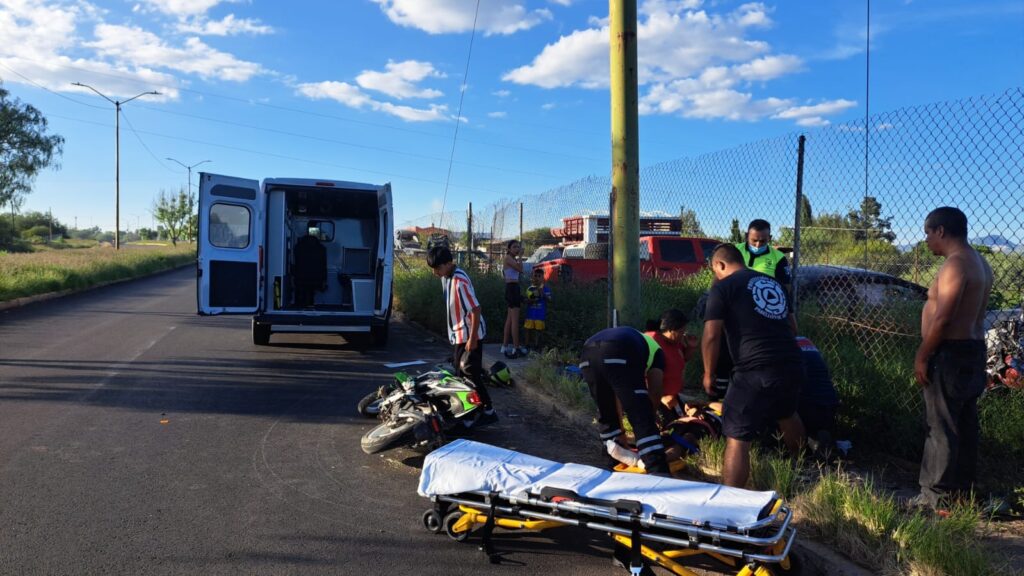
[165,158,212,196]
[71,82,160,250]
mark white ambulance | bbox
[196,173,393,346]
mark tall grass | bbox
[0,243,195,302]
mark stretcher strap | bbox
[630,524,643,575]
[479,492,499,563]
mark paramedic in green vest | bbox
[736,219,792,286]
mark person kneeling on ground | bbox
[702,243,805,488]
[427,246,498,428]
[795,336,840,457]
[644,309,698,425]
[580,324,671,474]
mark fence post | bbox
[519,202,523,244]
[467,202,473,270]
[792,134,806,313]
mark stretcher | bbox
[418,439,798,576]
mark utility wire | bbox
[131,104,576,179]
[46,112,510,196]
[117,108,178,173]
[0,55,604,162]
[438,0,482,231]
[0,62,108,110]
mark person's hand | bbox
[661,395,678,410]
[702,373,715,396]
[466,338,478,351]
[914,353,929,388]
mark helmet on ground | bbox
[489,362,513,387]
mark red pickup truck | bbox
[530,236,721,283]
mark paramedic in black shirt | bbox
[580,326,669,474]
[701,244,805,488]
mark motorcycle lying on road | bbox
[986,307,1024,391]
[359,368,484,455]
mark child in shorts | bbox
[523,268,552,351]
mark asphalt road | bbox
[0,267,669,576]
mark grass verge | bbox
[0,243,195,302]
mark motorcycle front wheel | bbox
[361,415,420,454]
[357,390,386,418]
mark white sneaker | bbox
[518,346,529,356]
[499,344,509,354]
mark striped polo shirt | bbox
[442,268,487,345]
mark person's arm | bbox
[505,254,523,273]
[915,260,967,387]
[682,334,698,361]
[467,305,481,350]
[702,321,724,395]
[646,368,665,410]
[775,255,792,286]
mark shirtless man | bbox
[913,207,993,510]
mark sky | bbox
[0,0,1021,233]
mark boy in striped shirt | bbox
[428,246,497,427]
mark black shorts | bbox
[722,367,802,441]
[504,282,522,309]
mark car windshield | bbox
[527,246,562,264]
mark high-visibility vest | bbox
[735,242,786,278]
[641,333,661,371]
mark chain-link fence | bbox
[400,87,1024,421]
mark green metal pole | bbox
[609,0,640,328]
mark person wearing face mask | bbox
[735,219,791,287]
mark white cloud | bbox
[548,0,573,5]
[86,23,265,82]
[492,89,511,97]
[541,102,556,110]
[504,3,778,89]
[0,0,182,99]
[355,60,445,100]
[505,1,853,125]
[487,111,507,118]
[772,99,857,120]
[134,0,226,17]
[176,14,274,36]
[296,80,451,123]
[371,0,552,36]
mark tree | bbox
[0,84,64,211]
[520,226,556,253]
[729,218,743,243]
[847,196,895,243]
[153,187,191,246]
[798,194,813,226]
[679,206,705,236]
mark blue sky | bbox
[0,0,1021,233]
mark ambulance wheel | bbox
[422,510,443,534]
[252,320,270,345]
[443,511,470,542]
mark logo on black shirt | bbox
[747,276,787,320]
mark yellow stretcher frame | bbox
[443,502,796,576]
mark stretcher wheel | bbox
[443,511,470,542]
[422,510,443,534]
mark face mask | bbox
[748,243,768,255]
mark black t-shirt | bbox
[584,326,665,371]
[705,269,800,372]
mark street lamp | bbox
[165,158,212,196]
[72,82,160,250]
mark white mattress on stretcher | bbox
[418,439,777,529]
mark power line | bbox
[46,112,512,196]
[439,0,481,230]
[118,108,178,173]
[130,104,576,180]
[0,55,605,162]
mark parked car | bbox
[794,265,927,309]
[533,236,720,284]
